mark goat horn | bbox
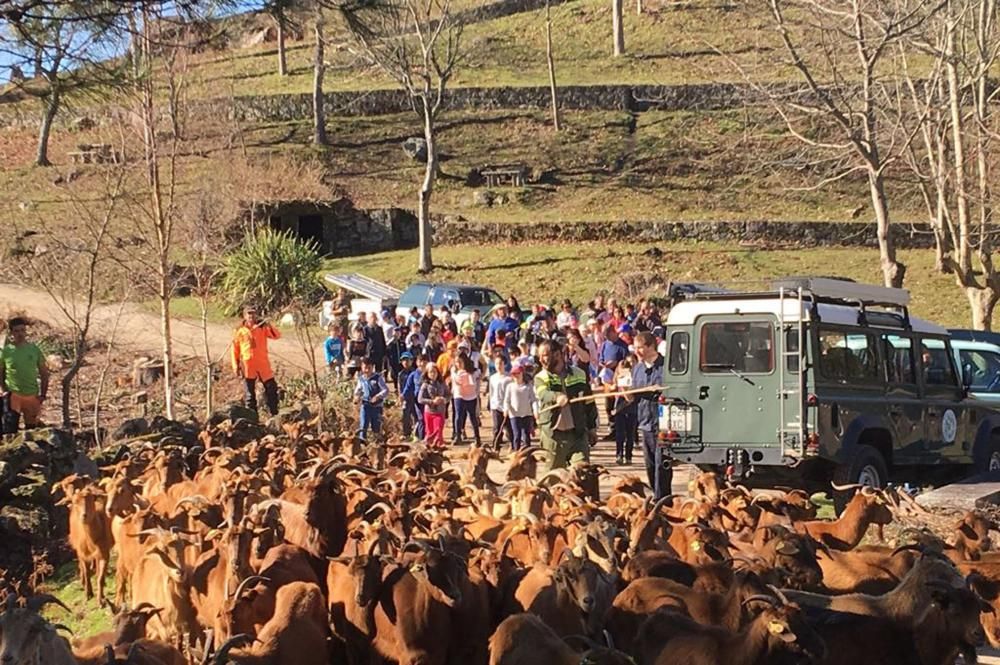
[105,644,115,664]
[51,623,73,634]
[830,482,864,491]
[25,594,70,613]
[365,502,394,517]
[231,576,270,599]
[742,594,779,607]
[648,494,676,516]
[766,584,790,605]
[213,634,255,664]
[602,629,616,650]
[892,543,925,556]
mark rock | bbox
[46,354,64,371]
[644,246,664,259]
[402,137,428,161]
[277,404,312,426]
[208,404,259,428]
[112,418,150,441]
[0,503,50,547]
[472,190,495,208]
[494,192,509,206]
[9,474,49,502]
[72,452,99,479]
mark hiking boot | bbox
[616,455,625,465]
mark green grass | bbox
[322,241,985,328]
[140,296,231,325]
[40,561,115,637]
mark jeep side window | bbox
[882,334,916,385]
[669,332,689,374]
[960,349,1000,392]
[818,329,879,383]
[920,338,959,387]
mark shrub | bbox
[221,229,323,316]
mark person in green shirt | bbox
[0,317,49,432]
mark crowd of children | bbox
[330,295,668,464]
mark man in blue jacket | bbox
[630,332,671,498]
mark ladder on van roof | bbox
[777,287,807,458]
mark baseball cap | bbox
[618,323,633,335]
[400,352,414,360]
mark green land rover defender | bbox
[659,277,1000,509]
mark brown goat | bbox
[809,585,986,665]
[214,581,329,665]
[635,595,827,665]
[605,571,770,653]
[505,551,615,640]
[488,613,633,665]
[796,487,894,551]
[58,484,113,607]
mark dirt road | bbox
[0,283,317,373]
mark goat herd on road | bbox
[3,419,1000,665]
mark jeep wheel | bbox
[832,446,888,515]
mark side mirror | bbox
[450,301,461,315]
[962,364,974,392]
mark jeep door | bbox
[695,317,780,454]
[815,327,888,460]
[918,336,971,461]
[957,346,1000,405]
[880,333,924,461]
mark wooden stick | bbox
[538,385,666,415]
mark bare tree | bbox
[545,0,561,131]
[734,0,942,288]
[313,6,328,145]
[900,0,1000,328]
[335,0,467,273]
[12,166,124,428]
[612,0,624,55]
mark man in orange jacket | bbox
[231,306,281,416]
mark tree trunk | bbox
[968,287,999,331]
[636,0,642,14]
[159,284,175,419]
[313,14,328,146]
[60,337,85,429]
[276,14,288,77]
[868,170,905,288]
[545,0,561,131]
[36,89,59,167]
[418,105,436,273]
[612,0,625,56]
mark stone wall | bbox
[218,82,782,122]
[430,218,938,249]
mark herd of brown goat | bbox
[2,421,1000,665]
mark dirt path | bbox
[0,282,317,374]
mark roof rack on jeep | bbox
[770,277,910,308]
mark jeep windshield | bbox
[699,321,773,374]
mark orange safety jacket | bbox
[230,323,280,381]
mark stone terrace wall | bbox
[430,218,938,249]
[219,82,790,122]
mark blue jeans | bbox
[491,410,513,447]
[402,397,423,439]
[456,398,481,445]
[615,409,637,459]
[359,404,383,441]
[640,429,672,499]
[510,416,532,450]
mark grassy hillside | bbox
[322,241,977,328]
[184,0,783,97]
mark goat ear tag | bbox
[688,480,696,491]
[777,542,800,555]
[767,621,786,635]
[690,541,701,551]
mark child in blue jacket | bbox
[400,352,424,440]
[354,357,388,441]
